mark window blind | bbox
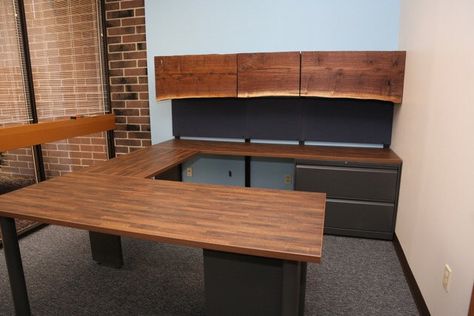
[0,0,31,126]
[25,0,107,121]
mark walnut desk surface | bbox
[0,172,325,263]
[0,139,401,315]
[84,139,402,178]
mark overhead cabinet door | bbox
[155,54,237,100]
[300,51,406,103]
[237,52,300,97]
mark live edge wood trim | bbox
[0,114,116,152]
[300,51,406,103]
[155,54,237,101]
[237,52,300,97]
[155,51,406,103]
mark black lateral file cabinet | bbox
[295,160,402,240]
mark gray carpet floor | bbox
[0,226,418,315]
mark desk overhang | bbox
[0,172,325,263]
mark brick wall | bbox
[0,148,36,178]
[105,0,151,155]
[41,132,108,177]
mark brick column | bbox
[105,0,151,155]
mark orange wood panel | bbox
[238,52,300,97]
[155,54,237,100]
[0,172,325,263]
[300,51,406,103]
[0,114,115,152]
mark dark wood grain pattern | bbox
[155,54,237,101]
[0,114,115,152]
[238,52,300,97]
[159,139,402,165]
[300,51,406,103]
[84,146,197,178]
[0,172,325,263]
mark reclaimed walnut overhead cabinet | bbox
[155,51,406,103]
[155,54,238,100]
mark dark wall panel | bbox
[172,98,393,145]
[301,98,393,144]
[246,98,302,140]
[172,99,246,139]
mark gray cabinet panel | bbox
[295,165,398,202]
[325,199,394,233]
[294,161,401,240]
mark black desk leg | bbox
[203,249,307,316]
[0,217,31,316]
[89,231,123,268]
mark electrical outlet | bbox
[442,264,452,292]
[186,167,193,177]
[284,175,292,184]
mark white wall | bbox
[145,0,400,143]
[393,0,474,315]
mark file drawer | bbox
[295,164,398,202]
[324,199,394,233]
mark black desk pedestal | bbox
[204,249,307,316]
[89,231,123,268]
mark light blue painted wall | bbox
[251,158,294,190]
[181,155,245,186]
[144,0,400,187]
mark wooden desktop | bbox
[0,140,329,316]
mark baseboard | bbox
[393,233,431,316]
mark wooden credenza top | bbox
[85,139,401,178]
[84,146,198,178]
[160,139,402,165]
[0,172,325,263]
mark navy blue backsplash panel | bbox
[246,98,303,141]
[172,98,393,145]
[301,98,393,144]
[172,98,247,139]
